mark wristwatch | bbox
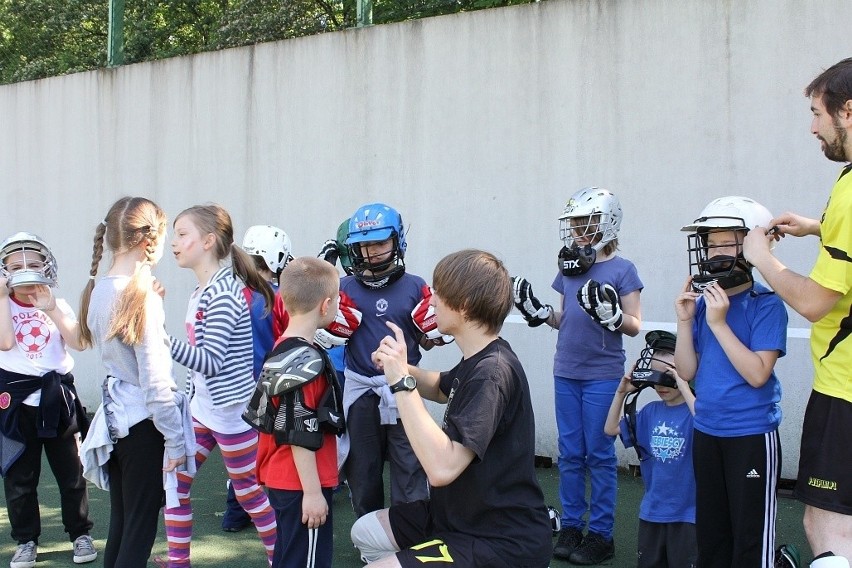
[389,374,417,394]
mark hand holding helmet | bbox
[576,279,623,331]
[512,277,553,327]
[25,284,57,312]
[616,372,639,395]
[629,330,679,390]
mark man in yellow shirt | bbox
[744,57,852,568]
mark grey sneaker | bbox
[73,535,97,564]
[10,541,37,568]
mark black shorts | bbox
[389,501,512,568]
[637,520,697,568]
[795,390,852,514]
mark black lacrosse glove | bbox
[317,239,339,266]
[512,276,553,327]
[576,279,623,331]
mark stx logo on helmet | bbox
[355,220,380,229]
[563,259,581,270]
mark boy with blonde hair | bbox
[246,257,345,568]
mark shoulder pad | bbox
[259,337,327,396]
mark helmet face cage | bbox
[242,225,292,274]
[630,348,679,390]
[0,232,58,288]
[686,223,750,291]
[558,187,622,253]
[346,204,407,285]
[630,330,678,390]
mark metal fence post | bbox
[108,0,125,66]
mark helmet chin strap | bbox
[355,265,405,289]
[693,267,752,292]
[559,245,596,276]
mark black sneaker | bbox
[568,531,614,565]
[553,527,583,560]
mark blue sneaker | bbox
[221,480,253,532]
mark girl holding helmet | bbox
[513,187,643,565]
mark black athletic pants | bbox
[3,404,93,545]
[103,419,166,568]
[693,429,780,568]
[344,392,429,518]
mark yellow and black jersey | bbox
[811,164,852,402]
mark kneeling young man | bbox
[351,249,552,568]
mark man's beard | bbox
[822,117,849,162]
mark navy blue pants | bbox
[268,487,334,568]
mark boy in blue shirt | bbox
[605,330,697,568]
[674,196,796,568]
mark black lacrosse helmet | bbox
[630,330,678,390]
[624,330,678,461]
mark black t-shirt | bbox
[431,338,551,567]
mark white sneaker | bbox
[10,541,36,568]
[73,535,97,564]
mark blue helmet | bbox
[346,203,407,286]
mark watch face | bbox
[392,375,416,392]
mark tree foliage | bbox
[0,0,535,85]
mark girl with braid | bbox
[78,197,190,568]
[164,204,277,566]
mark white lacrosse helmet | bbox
[558,187,623,252]
[0,232,58,288]
[681,196,774,238]
[242,225,292,274]
[681,196,774,291]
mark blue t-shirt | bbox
[692,282,787,437]
[620,400,695,523]
[327,345,345,372]
[246,282,287,378]
[551,256,643,380]
[342,273,427,377]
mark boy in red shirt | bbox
[244,257,344,568]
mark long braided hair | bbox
[79,197,168,348]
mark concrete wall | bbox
[1,0,848,478]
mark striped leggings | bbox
[164,420,277,566]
